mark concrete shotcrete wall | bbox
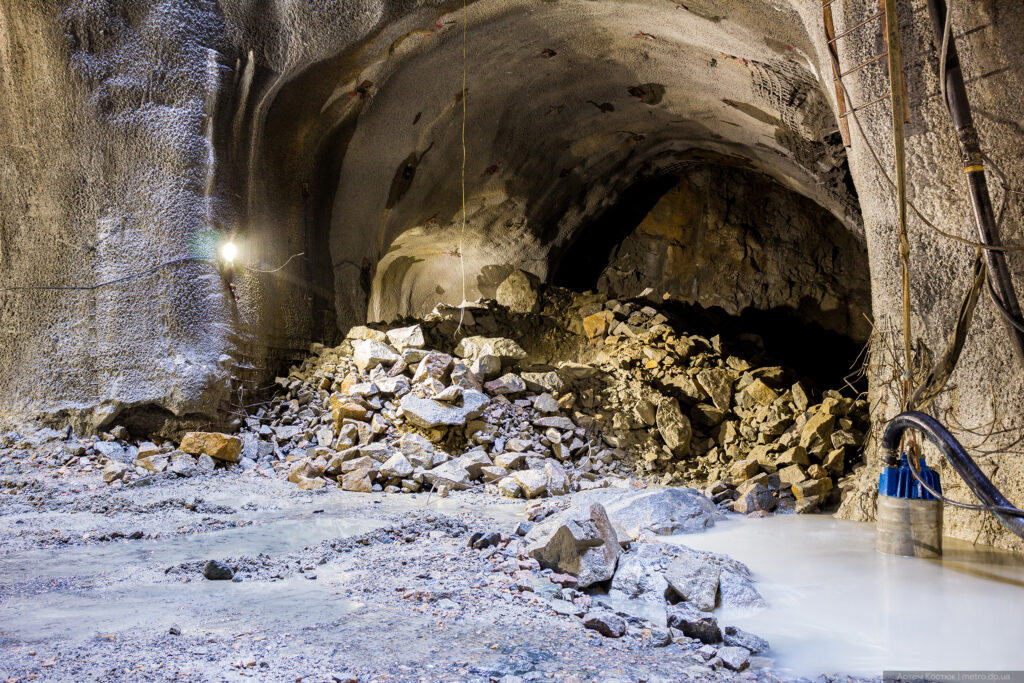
[0,1,235,434]
[2,0,1024,548]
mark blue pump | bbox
[878,452,942,500]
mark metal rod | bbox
[838,51,888,78]
[838,92,891,117]
[925,0,1024,366]
[828,11,884,44]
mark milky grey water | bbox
[666,514,1024,676]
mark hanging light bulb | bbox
[219,240,238,265]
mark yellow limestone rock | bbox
[179,432,242,462]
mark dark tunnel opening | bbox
[549,164,871,396]
[550,173,681,292]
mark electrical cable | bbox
[454,0,468,337]
[823,35,1023,253]
[242,252,305,274]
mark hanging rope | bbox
[454,0,469,337]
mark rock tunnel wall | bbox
[2,0,1024,549]
[588,165,871,342]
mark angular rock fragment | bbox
[454,336,527,361]
[385,324,425,351]
[665,552,721,612]
[352,339,400,371]
[528,503,621,588]
[723,625,769,654]
[496,270,540,313]
[666,602,721,643]
[656,398,691,456]
[400,390,489,428]
[733,483,776,514]
[583,611,627,638]
[179,432,242,462]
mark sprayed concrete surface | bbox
[665,515,1024,677]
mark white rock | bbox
[352,339,400,371]
[455,336,527,361]
[385,324,425,351]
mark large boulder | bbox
[528,503,622,588]
[610,543,675,601]
[495,270,540,313]
[179,432,241,463]
[664,551,721,612]
[524,488,719,546]
[602,488,718,537]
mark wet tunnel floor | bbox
[1,473,1021,681]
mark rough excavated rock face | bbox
[594,165,871,342]
[2,0,1024,550]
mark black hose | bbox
[924,0,1024,366]
[881,411,1024,540]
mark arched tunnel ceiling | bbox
[250,0,862,328]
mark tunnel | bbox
[233,0,867,382]
[7,0,1024,677]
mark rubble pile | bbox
[225,274,868,512]
[4,274,868,515]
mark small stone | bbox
[791,382,810,411]
[583,611,627,638]
[666,602,721,643]
[102,460,128,483]
[497,477,522,498]
[168,625,181,636]
[533,393,560,413]
[297,476,326,491]
[136,454,169,473]
[136,442,161,459]
[717,645,750,671]
[733,483,776,514]
[741,378,778,407]
[196,454,217,472]
[697,368,734,411]
[168,452,197,476]
[203,560,234,580]
[411,351,455,384]
[583,311,615,339]
[776,445,810,467]
[484,373,526,395]
[729,458,760,482]
[792,477,832,499]
[544,461,570,496]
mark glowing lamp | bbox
[219,240,238,264]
